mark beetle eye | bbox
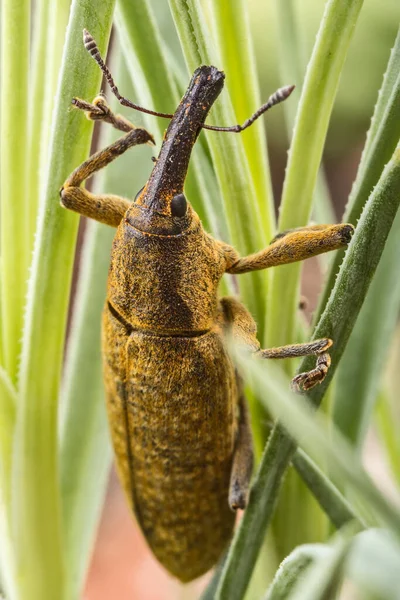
[134,186,145,202]
[170,193,187,217]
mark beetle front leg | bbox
[220,296,332,392]
[60,126,154,227]
[224,223,354,273]
[72,95,136,133]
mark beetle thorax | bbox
[107,220,226,335]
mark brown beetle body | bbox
[61,31,354,582]
[103,211,239,581]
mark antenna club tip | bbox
[283,84,296,97]
[83,28,93,42]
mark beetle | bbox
[60,30,354,582]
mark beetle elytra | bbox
[60,30,354,582]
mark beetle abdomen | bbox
[103,307,238,581]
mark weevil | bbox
[60,30,354,582]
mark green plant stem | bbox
[38,0,71,191]
[27,0,52,247]
[287,533,352,600]
[376,390,400,488]
[0,368,16,509]
[213,143,400,600]
[13,3,116,599]
[358,26,400,172]
[264,544,330,600]
[332,207,400,449]
[293,449,365,530]
[274,0,335,227]
[267,0,364,351]
[208,0,275,238]
[59,218,114,598]
[317,27,400,317]
[0,0,30,382]
[0,368,17,598]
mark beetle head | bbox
[125,66,224,236]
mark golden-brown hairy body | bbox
[102,216,238,581]
[103,319,237,581]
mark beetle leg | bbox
[220,296,332,392]
[229,382,254,510]
[224,223,354,274]
[60,127,154,227]
[72,95,136,133]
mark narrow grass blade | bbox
[267,0,364,350]
[332,207,400,448]
[27,0,52,245]
[0,369,17,597]
[0,367,16,506]
[293,449,365,529]
[274,0,335,228]
[214,143,400,600]
[317,27,400,316]
[376,390,400,488]
[264,544,331,600]
[359,26,400,170]
[207,0,275,234]
[287,534,352,600]
[0,0,30,382]
[347,529,400,599]
[14,3,116,598]
[59,218,114,598]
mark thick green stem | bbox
[293,449,365,530]
[13,2,116,598]
[332,208,400,449]
[0,0,30,382]
[317,28,400,319]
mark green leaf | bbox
[264,544,331,600]
[332,207,400,448]
[0,367,16,598]
[206,0,275,236]
[59,217,114,598]
[293,449,365,530]
[376,390,400,487]
[347,529,400,600]
[0,0,30,381]
[267,0,365,350]
[287,533,352,600]
[13,2,116,598]
[317,26,400,318]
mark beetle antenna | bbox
[201,85,295,132]
[82,29,174,119]
[82,29,294,133]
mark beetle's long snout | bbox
[136,66,225,215]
